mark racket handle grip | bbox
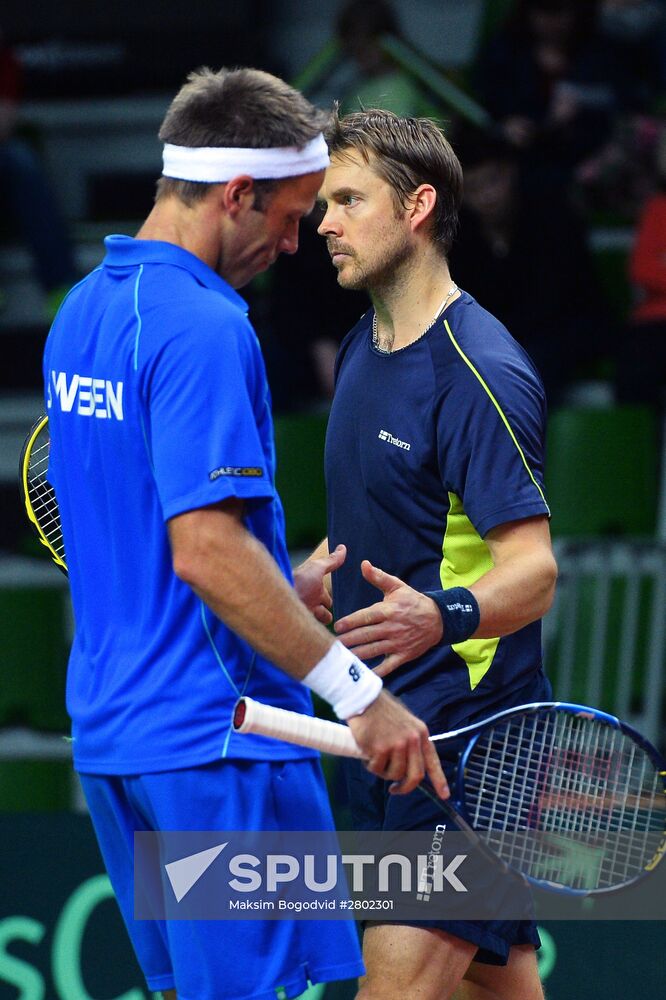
[233,697,364,759]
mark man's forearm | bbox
[468,549,558,638]
[333,517,557,672]
[471,517,558,638]
[169,506,332,679]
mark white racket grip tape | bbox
[233,697,364,758]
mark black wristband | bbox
[424,587,480,646]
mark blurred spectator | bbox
[616,127,666,407]
[450,127,614,405]
[335,0,441,118]
[472,0,624,198]
[0,28,77,316]
[575,112,664,221]
[572,1,666,218]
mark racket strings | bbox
[461,709,666,890]
[25,428,65,564]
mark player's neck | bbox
[370,247,457,353]
[136,198,219,269]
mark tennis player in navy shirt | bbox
[43,71,446,1000]
[310,110,558,998]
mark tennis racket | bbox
[19,415,67,575]
[234,697,666,895]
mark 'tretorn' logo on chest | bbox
[378,428,411,451]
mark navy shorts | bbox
[345,671,552,965]
[81,757,363,1000]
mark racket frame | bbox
[18,414,67,575]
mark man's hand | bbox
[347,690,448,798]
[334,560,443,677]
[293,544,347,624]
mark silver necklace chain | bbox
[372,283,459,352]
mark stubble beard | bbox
[335,233,414,294]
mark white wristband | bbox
[303,640,383,720]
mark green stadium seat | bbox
[545,405,658,539]
[590,242,633,325]
[0,584,70,731]
[0,760,72,811]
[273,412,329,551]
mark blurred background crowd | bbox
[0,0,664,791]
[2,0,665,416]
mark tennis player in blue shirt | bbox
[43,71,446,1000]
[311,110,559,998]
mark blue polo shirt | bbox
[44,235,316,773]
[326,290,551,732]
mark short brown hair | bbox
[156,66,331,207]
[326,109,463,256]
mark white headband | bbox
[162,134,329,182]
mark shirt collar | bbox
[102,235,248,312]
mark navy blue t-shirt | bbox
[325,290,550,732]
[44,236,316,773]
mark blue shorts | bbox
[81,757,363,1000]
[345,671,552,966]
